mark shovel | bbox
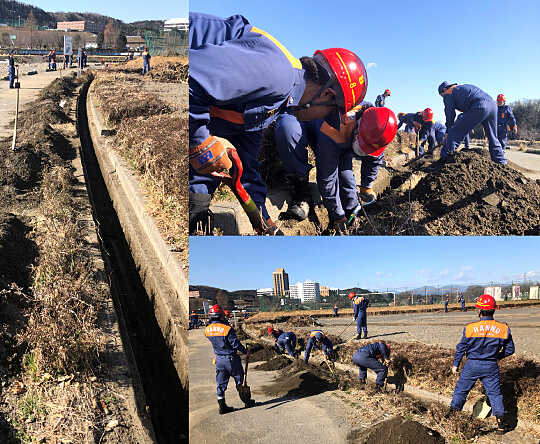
[211,148,270,234]
[237,352,253,407]
[347,199,377,227]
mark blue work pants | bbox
[215,354,244,399]
[443,100,505,164]
[356,312,367,334]
[275,114,359,221]
[8,66,15,88]
[451,359,506,416]
[143,60,149,74]
[189,130,269,220]
[277,333,296,357]
[497,125,509,150]
[352,351,388,385]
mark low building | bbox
[257,288,274,297]
[57,21,105,33]
[126,36,145,51]
[164,18,188,32]
[189,291,201,298]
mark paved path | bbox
[189,328,352,444]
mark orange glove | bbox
[513,126,517,133]
[189,136,233,174]
[359,187,376,202]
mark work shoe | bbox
[218,398,234,414]
[363,331,368,339]
[496,415,508,435]
[355,334,362,340]
[279,175,312,221]
[445,406,459,419]
[359,379,366,389]
[189,193,213,235]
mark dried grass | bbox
[117,56,189,83]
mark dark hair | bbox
[300,56,329,86]
[480,309,496,317]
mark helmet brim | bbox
[356,131,386,157]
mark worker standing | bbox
[190,310,200,329]
[350,291,370,339]
[449,294,514,435]
[142,47,151,74]
[304,330,333,363]
[51,50,57,71]
[375,89,391,107]
[461,296,466,312]
[352,342,391,392]
[333,304,339,317]
[189,12,368,235]
[430,82,505,171]
[275,104,396,230]
[444,295,449,312]
[496,94,517,150]
[205,304,254,414]
[8,50,17,89]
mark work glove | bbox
[359,187,376,203]
[452,366,458,374]
[513,126,518,134]
[333,217,348,235]
[189,136,233,175]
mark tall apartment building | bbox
[301,279,320,303]
[320,286,329,297]
[273,268,289,297]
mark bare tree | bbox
[103,20,119,50]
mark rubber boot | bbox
[217,398,234,414]
[359,379,366,389]
[363,331,368,339]
[355,333,362,340]
[496,415,508,435]
[279,175,312,221]
[189,193,213,235]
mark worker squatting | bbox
[202,294,514,436]
[188,12,518,235]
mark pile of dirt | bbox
[347,416,444,444]
[284,315,322,327]
[121,57,189,83]
[262,359,337,397]
[249,343,281,362]
[254,355,292,371]
[372,148,540,235]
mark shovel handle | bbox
[243,351,249,385]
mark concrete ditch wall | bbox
[85,81,189,390]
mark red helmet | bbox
[356,107,398,157]
[192,310,195,314]
[348,292,356,299]
[268,327,273,334]
[208,304,225,319]
[475,294,499,310]
[422,108,434,122]
[385,89,391,95]
[313,48,368,115]
[224,310,230,316]
[497,94,506,103]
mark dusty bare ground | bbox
[242,314,540,443]
[260,127,540,235]
[91,58,189,267]
[0,75,148,443]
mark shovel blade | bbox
[237,383,251,404]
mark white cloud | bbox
[367,62,377,69]
[417,268,451,283]
[376,271,383,277]
[454,266,475,281]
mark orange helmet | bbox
[356,107,398,157]
[422,108,434,122]
[208,304,225,319]
[384,89,391,95]
[397,112,405,119]
[497,94,506,103]
[475,294,499,310]
[312,48,368,116]
[348,292,356,300]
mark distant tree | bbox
[114,33,127,51]
[25,10,37,29]
[510,99,540,144]
[72,33,81,49]
[103,20,119,49]
[1,33,10,48]
[96,32,104,49]
[216,289,232,311]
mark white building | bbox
[290,279,320,303]
[257,288,274,297]
[164,18,189,32]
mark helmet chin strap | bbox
[295,78,336,111]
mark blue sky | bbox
[34,0,188,23]
[189,237,540,292]
[189,0,540,123]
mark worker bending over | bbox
[352,342,391,393]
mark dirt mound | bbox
[283,315,322,327]
[254,355,292,371]
[249,343,280,362]
[121,57,188,83]
[262,359,336,397]
[347,416,444,444]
